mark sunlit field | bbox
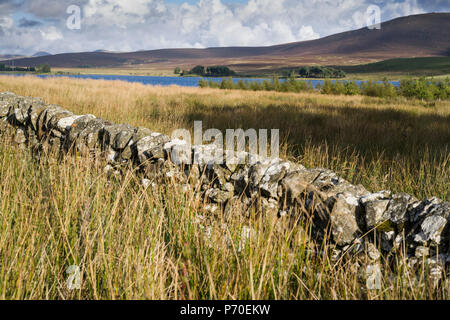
[0,75,449,300]
[1,75,448,200]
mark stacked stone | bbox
[0,91,448,281]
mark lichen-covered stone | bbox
[13,99,33,124]
[311,169,344,191]
[386,193,418,224]
[206,188,234,204]
[165,139,192,165]
[56,115,84,132]
[380,230,396,252]
[193,144,225,173]
[414,215,447,245]
[36,105,66,136]
[13,127,27,144]
[0,101,11,118]
[223,150,247,173]
[230,167,249,196]
[29,103,48,132]
[365,242,381,261]
[47,111,74,131]
[66,115,97,149]
[257,160,290,199]
[136,133,170,164]
[206,164,231,189]
[409,198,449,223]
[80,118,109,149]
[280,171,310,203]
[133,127,153,142]
[103,123,135,150]
[364,199,390,229]
[330,194,361,246]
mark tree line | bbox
[174,65,345,78]
[281,66,346,79]
[175,65,236,77]
[0,63,51,73]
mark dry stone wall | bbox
[0,91,449,279]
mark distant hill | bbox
[32,52,52,57]
[2,13,449,72]
[93,49,122,53]
[0,54,27,61]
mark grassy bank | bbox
[0,75,448,200]
[201,77,450,101]
[339,57,450,78]
[234,57,450,80]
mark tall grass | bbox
[0,141,447,300]
[0,75,449,300]
[1,75,448,200]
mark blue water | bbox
[4,73,401,88]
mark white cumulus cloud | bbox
[39,26,63,41]
[297,26,320,41]
[0,0,447,55]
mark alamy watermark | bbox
[168,121,280,166]
[366,5,381,30]
[66,5,81,30]
[66,265,81,290]
[65,3,381,32]
[365,264,382,290]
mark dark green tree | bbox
[190,65,206,76]
[37,64,51,73]
[206,66,235,77]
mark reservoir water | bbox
[4,73,401,88]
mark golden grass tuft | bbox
[0,141,447,300]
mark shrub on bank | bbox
[360,80,397,98]
[199,76,449,101]
[399,77,449,100]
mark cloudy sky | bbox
[0,0,448,55]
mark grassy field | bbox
[2,140,447,300]
[52,67,176,77]
[0,75,448,200]
[52,57,450,81]
[339,57,450,75]
[0,75,449,299]
[338,57,450,80]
